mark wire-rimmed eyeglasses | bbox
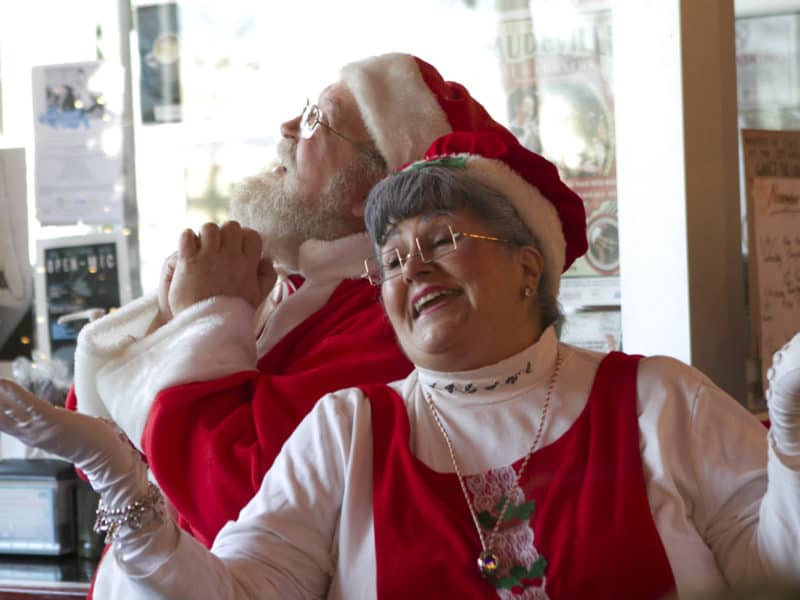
[363,225,509,286]
[300,99,361,146]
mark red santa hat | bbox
[399,131,588,295]
[340,53,511,171]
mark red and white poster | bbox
[495,0,618,310]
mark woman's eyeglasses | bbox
[363,225,508,286]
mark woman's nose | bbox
[280,114,301,139]
[402,252,433,282]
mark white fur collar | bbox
[255,232,375,356]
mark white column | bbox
[613,0,747,402]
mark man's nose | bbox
[280,114,301,139]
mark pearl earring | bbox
[523,287,533,298]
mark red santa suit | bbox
[69,233,412,597]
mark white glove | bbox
[766,332,800,457]
[0,377,150,510]
[0,377,180,584]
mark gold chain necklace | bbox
[423,348,562,579]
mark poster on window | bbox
[0,46,4,136]
[32,61,125,225]
[135,2,182,124]
[0,148,33,360]
[494,0,618,308]
[736,13,800,131]
[560,307,621,353]
[34,233,131,374]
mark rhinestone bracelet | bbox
[94,482,166,544]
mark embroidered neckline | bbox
[425,361,533,394]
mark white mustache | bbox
[276,138,297,171]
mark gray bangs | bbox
[364,166,532,248]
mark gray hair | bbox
[364,166,563,330]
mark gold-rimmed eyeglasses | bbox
[363,225,509,286]
[300,99,361,145]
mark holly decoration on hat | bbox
[402,156,468,172]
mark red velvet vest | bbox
[365,351,676,599]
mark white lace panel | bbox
[465,465,550,599]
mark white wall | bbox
[614,0,747,401]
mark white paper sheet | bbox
[32,61,125,225]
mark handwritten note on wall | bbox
[751,176,800,394]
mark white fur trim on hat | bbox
[340,53,452,170]
[467,155,566,296]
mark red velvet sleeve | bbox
[140,280,412,547]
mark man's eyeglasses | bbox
[363,225,509,286]
[300,99,361,146]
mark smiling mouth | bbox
[413,289,460,317]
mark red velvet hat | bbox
[340,53,512,170]
[400,131,588,295]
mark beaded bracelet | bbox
[94,482,166,544]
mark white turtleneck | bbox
[113,328,800,600]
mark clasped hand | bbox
[160,221,277,320]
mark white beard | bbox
[229,138,369,269]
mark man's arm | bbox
[69,222,275,422]
[141,280,411,546]
[71,221,410,546]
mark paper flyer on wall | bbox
[34,233,131,373]
[749,176,800,404]
[740,128,800,412]
[494,0,618,310]
[32,61,125,225]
